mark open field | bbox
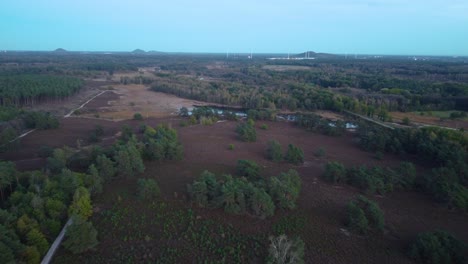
[47,119,468,263]
[2,92,466,262]
[390,111,468,130]
[76,84,209,120]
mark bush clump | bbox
[266,140,282,162]
[237,159,261,181]
[236,119,257,142]
[346,195,384,234]
[323,161,347,184]
[267,235,304,264]
[188,169,302,218]
[409,230,466,264]
[285,144,304,165]
[137,178,161,200]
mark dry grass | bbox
[80,84,208,120]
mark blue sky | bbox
[1,0,467,55]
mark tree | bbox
[323,161,347,184]
[87,164,103,195]
[267,235,304,264]
[236,120,257,142]
[346,196,384,234]
[285,144,304,165]
[133,112,143,120]
[187,171,220,208]
[346,201,368,234]
[409,230,466,264]
[249,188,275,219]
[266,140,283,162]
[268,170,302,209]
[0,161,16,201]
[68,187,92,220]
[137,178,161,200]
[26,229,49,256]
[63,217,98,254]
[237,160,261,181]
[179,107,189,117]
[96,155,116,182]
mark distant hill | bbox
[132,49,146,53]
[296,51,339,59]
[53,48,67,52]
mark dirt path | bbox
[64,90,109,118]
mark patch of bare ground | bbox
[77,84,210,120]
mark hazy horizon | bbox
[1,0,467,56]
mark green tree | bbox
[237,160,261,181]
[285,144,304,165]
[96,154,116,182]
[266,140,283,162]
[409,230,466,264]
[346,196,384,234]
[133,112,143,120]
[137,178,161,200]
[268,170,302,209]
[236,121,257,142]
[68,187,92,220]
[323,161,347,184]
[87,164,103,195]
[26,229,49,256]
[63,217,98,254]
[249,188,275,219]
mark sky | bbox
[1,0,467,55]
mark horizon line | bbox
[0,49,467,58]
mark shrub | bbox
[346,201,369,234]
[267,235,304,264]
[374,151,384,160]
[68,187,92,220]
[285,144,304,165]
[424,167,468,211]
[133,113,143,120]
[249,188,275,219]
[237,159,261,181]
[137,178,161,200]
[236,120,257,142]
[187,171,220,208]
[346,196,384,234]
[260,124,268,130]
[179,107,189,117]
[314,147,326,157]
[228,144,235,150]
[63,217,99,254]
[402,117,411,125]
[395,162,416,190]
[323,161,347,184]
[268,170,301,209]
[266,140,282,162]
[409,230,466,264]
[38,145,54,158]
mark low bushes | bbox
[267,235,304,264]
[409,230,466,264]
[322,161,417,195]
[188,168,301,219]
[137,178,161,200]
[346,196,384,234]
[236,119,257,142]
